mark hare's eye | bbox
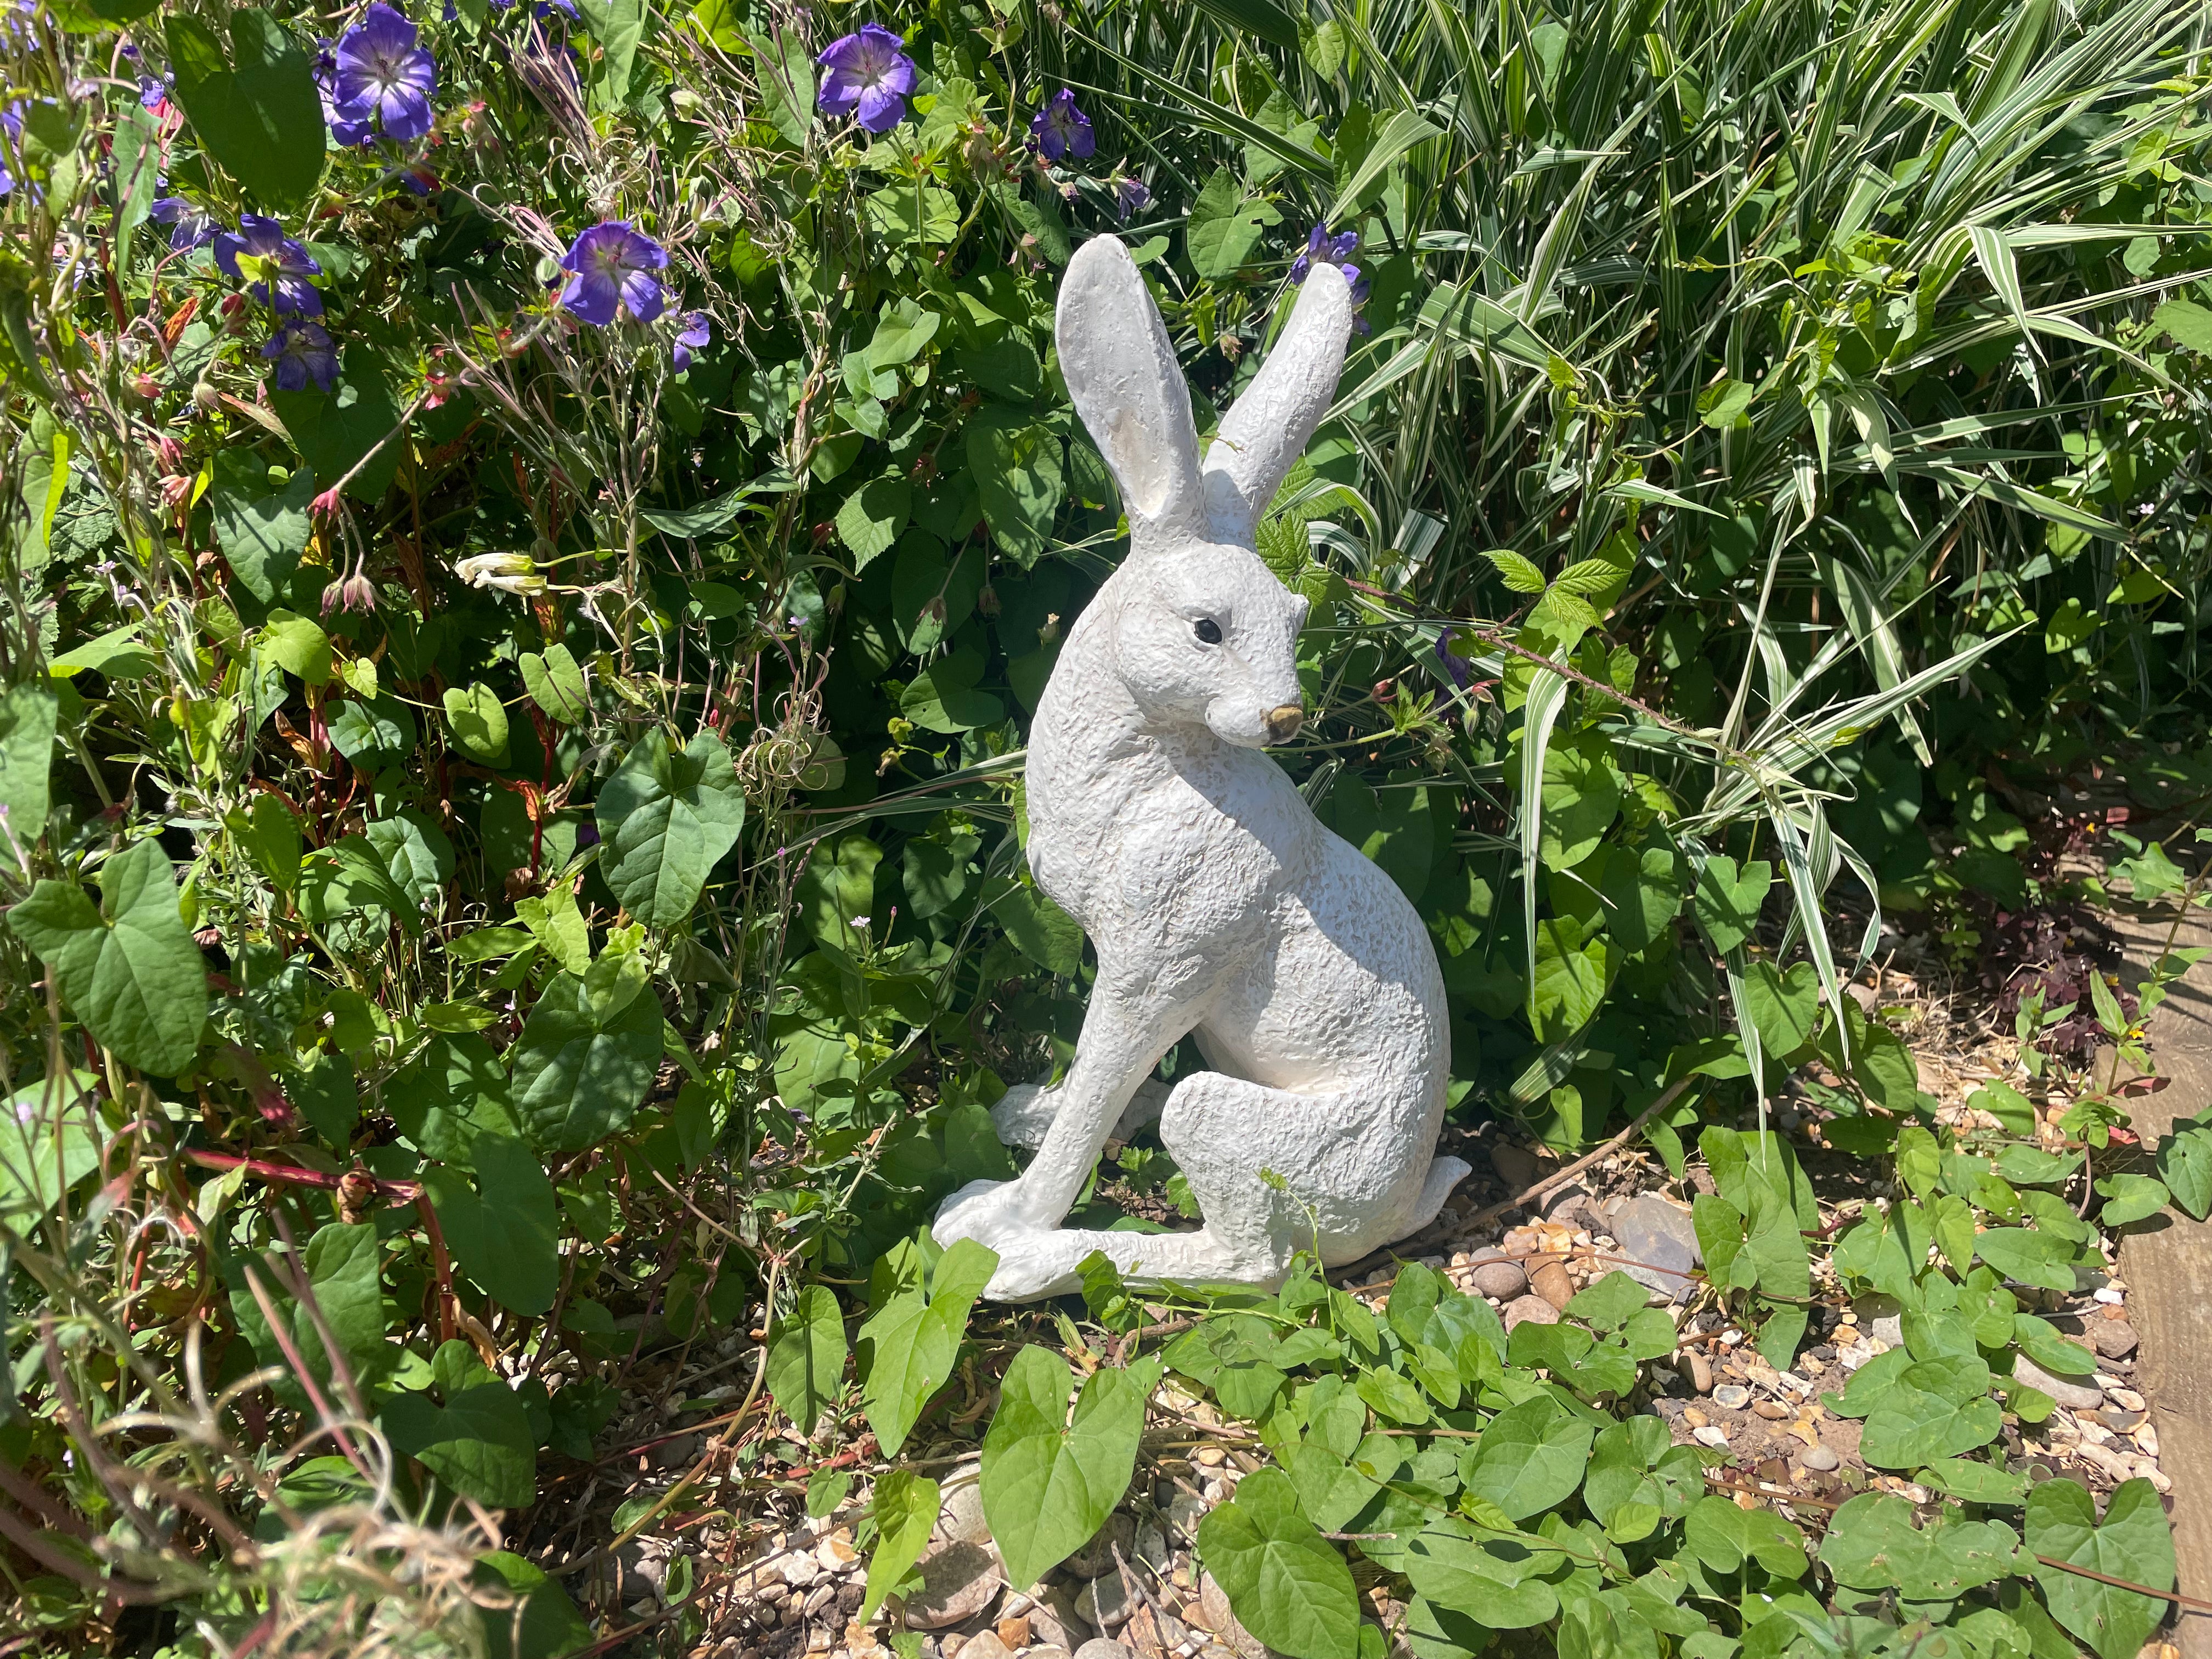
[1194,618,1224,645]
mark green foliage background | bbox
[2,0,2210,1647]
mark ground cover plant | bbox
[3,0,2212,1652]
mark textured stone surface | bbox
[2011,1355,2106,1410]
[905,1541,1003,1630]
[1503,1295,1560,1330]
[1074,1641,1136,1659]
[1466,1250,1527,1300]
[1530,1260,1575,1310]
[1606,1195,1703,1304]
[928,234,1468,1300]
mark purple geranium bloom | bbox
[1289,222,1360,285]
[138,72,173,110]
[816,24,916,134]
[214,215,324,315]
[315,44,376,146]
[334,3,437,143]
[262,320,340,392]
[151,195,217,251]
[673,309,711,372]
[557,220,668,325]
[1114,174,1150,221]
[1030,89,1094,162]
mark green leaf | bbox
[50,625,160,680]
[795,834,882,945]
[270,349,405,502]
[1187,167,1285,280]
[901,646,1006,733]
[1460,1395,1594,1521]
[0,681,58,858]
[1740,960,1821,1057]
[1539,735,1620,868]
[836,472,912,569]
[390,1032,517,1165]
[1600,844,1687,954]
[364,807,456,910]
[574,0,645,106]
[2162,1122,2212,1220]
[595,730,747,929]
[210,458,315,606]
[424,1135,561,1316]
[327,697,418,766]
[862,1470,940,1621]
[0,1071,104,1230]
[1399,1524,1562,1631]
[1563,1271,1649,1334]
[2096,1172,2168,1227]
[994,882,1085,974]
[443,683,512,767]
[259,610,333,687]
[163,12,324,212]
[1822,1492,2023,1600]
[473,1550,593,1659]
[1683,1495,1807,1578]
[382,1340,538,1508]
[2027,1479,2174,1659]
[857,1238,998,1456]
[1197,1466,1361,1659]
[1484,549,1548,594]
[8,839,208,1075]
[1858,1359,2004,1469]
[740,25,815,147]
[1973,1227,2077,1292]
[520,645,590,725]
[226,1221,391,1410]
[2152,299,2212,356]
[964,409,1064,568]
[768,1285,849,1439]
[1691,855,1770,957]
[507,965,663,1152]
[983,1346,1161,1589]
[2012,1314,2096,1378]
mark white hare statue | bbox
[932,234,1466,1300]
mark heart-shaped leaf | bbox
[595,729,747,929]
[1741,959,1822,1056]
[507,968,662,1152]
[382,1340,537,1508]
[444,682,512,766]
[520,644,590,724]
[982,1346,1161,1589]
[1459,1395,1594,1521]
[861,1469,939,1620]
[857,1238,997,1457]
[1692,855,1771,957]
[1198,1466,1361,1659]
[164,12,324,212]
[2029,1478,2175,1659]
[767,1285,849,1439]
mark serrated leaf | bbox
[1483,548,1548,593]
[7,839,208,1075]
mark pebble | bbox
[1194,1446,1226,1468]
[998,1617,1033,1649]
[2094,1408,2146,1434]
[939,1463,991,1545]
[1713,1385,1751,1410]
[1606,1194,1705,1304]
[1066,1514,1135,1579]
[960,1637,1014,1659]
[818,1531,859,1571]
[1072,1643,1134,1659]
[1469,1256,1528,1301]
[772,1551,822,1588]
[1077,1573,1132,1632]
[1503,1295,1560,1330]
[2138,1424,2162,1458]
[1530,1260,1576,1310]
[1490,1143,1539,1194]
[2094,1319,2140,1359]
[1679,1351,1714,1394]
[1801,1446,1841,1472]
[903,1541,1003,1630]
[1682,1406,1709,1428]
[2013,1356,2105,1411]
[2107,1385,2147,1412]
[1753,1400,1791,1420]
[1694,1425,1731,1449]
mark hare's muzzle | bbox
[1263,704,1305,744]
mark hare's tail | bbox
[1402,1154,1473,1237]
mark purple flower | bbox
[816,24,916,134]
[557,220,668,325]
[1030,89,1094,162]
[215,216,324,315]
[315,44,376,146]
[151,196,217,251]
[673,309,711,372]
[0,103,18,198]
[334,3,437,143]
[1291,221,1372,330]
[137,72,173,110]
[1113,174,1150,221]
[262,320,339,392]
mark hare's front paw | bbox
[931,1177,1029,1252]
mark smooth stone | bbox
[1713,1385,1751,1410]
[1503,1295,1560,1331]
[773,1551,823,1588]
[904,1542,1003,1630]
[1693,1424,1731,1449]
[1073,1643,1136,1659]
[939,1463,991,1545]
[959,1638,1014,1659]
[1065,1513,1134,1579]
[1679,1351,1714,1394]
[1469,1259,1528,1300]
[1163,1491,1209,1543]
[1752,1399,1791,1420]
[1530,1260,1575,1310]
[2095,1408,2147,1433]
[1489,1142,1539,1194]
[1023,1583,1092,1650]
[1801,1445,1841,1472]
[1606,1195,1704,1305]
[1076,1574,1132,1632]
[2012,1355,2105,1411]
[2093,1318,2140,1359]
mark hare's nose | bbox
[1263,704,1305,743]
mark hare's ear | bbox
[1057,236,1204,537]
[1201,264,1355,544]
